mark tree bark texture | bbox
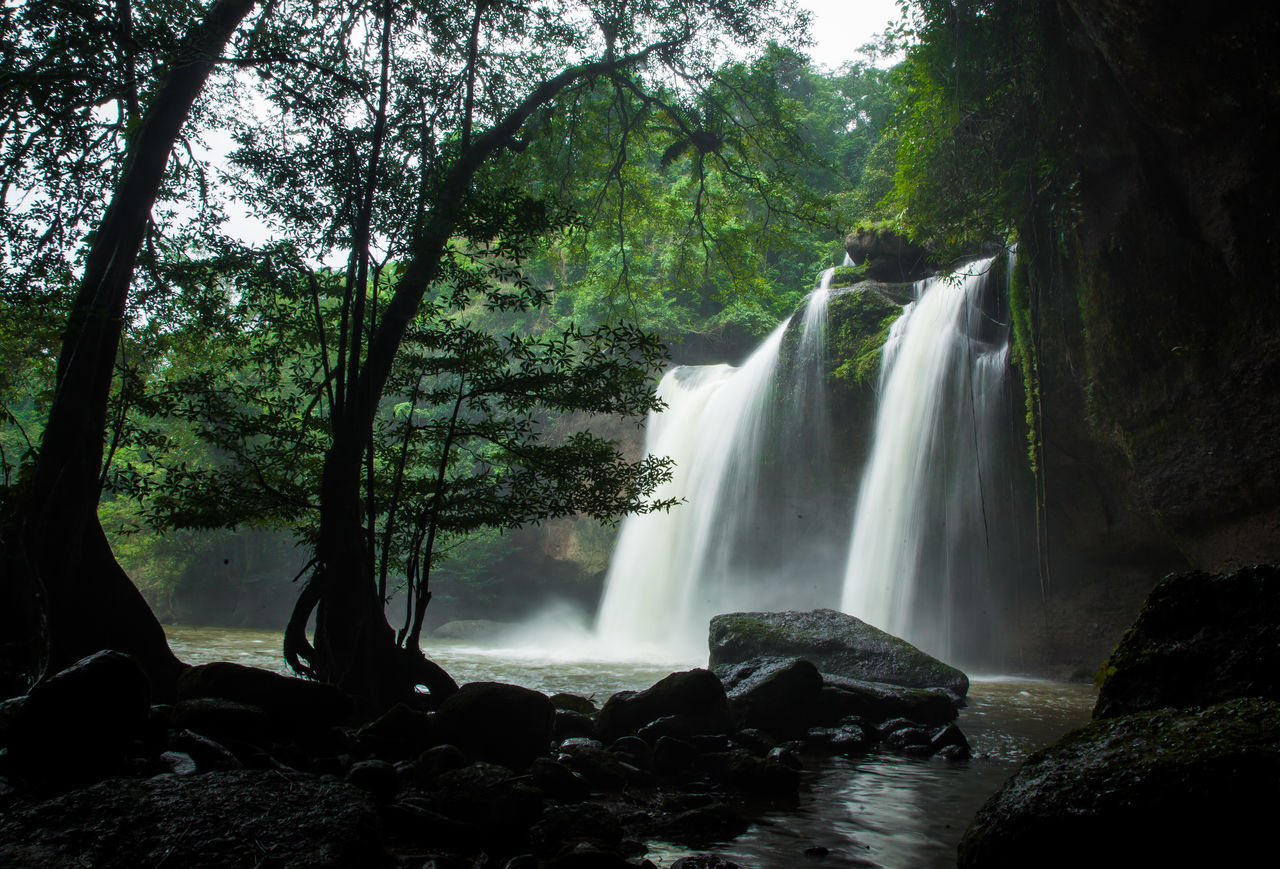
[12,0,258,696]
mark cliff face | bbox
[999,1,1280,671]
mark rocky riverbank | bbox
[958,563,1280,866]
[0,613,970,868]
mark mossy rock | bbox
[1093,563,1280,719]
[958,698,1280,867]
[844,225,937,282]
[826,286,904,388]
[708,609,968,700]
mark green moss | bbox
[1007,250,1040,473]
[827,263,870,289]
[826,287,902,388]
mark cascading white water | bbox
[840,256,1013,662]
[595,277,837,659]
[593,254,1020,666]
[594,326,788,659]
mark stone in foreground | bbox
[957,698,1280,867]
[709,609,968,700]
[1093,563,1280,719]
[0,771,383,867]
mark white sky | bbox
[799,0,905,69]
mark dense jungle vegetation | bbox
[0,0,1056,701]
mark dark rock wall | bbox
[1002,1,1280,672]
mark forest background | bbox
[1,0,1036,694]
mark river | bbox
[166,625,1094,869]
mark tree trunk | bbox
[11,0,257,697]
[287,46,676,708]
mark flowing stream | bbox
[167,625,1094,869]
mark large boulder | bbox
[844,225,937,283]
[0,770,384,867]
[718,657,823,737]
[816,675,959,726]
[177,661,352,728]
[1093,563,1280,719]
[957,698,1280,867]
[3,650,150,791]
[709,609,968,701]
[596,669,732,743]
[432,681,555,771]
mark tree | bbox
[220,0,796,706]
[2,0,260,693]
[2,0,803,707]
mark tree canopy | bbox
[2,0,916,705]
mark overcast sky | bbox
[799,0,905,69]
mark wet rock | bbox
[1094,564,1280,719]
[637,714,705,742]
[529,757,589,800]
[597,669,732,742]
[609,735,652,768]
[382,793,481,847]
[409,743,470,783]
[929,722,969,758]
[531,802,624,854]
[553,708,597,742]
[709,609,968,701]
[697,750,801,795]
[817,676,959,725]
[730,728,776,755]
[169,698,271,748]
[177,661,352,729]
[345,758,400,801]
[4,650,150,791]
[766,745,803,770]
[425,761,544,851]
[958,698,1280,867]
[550,693,599,715]
[557,740,645,790]
[652,735,700,774]
[806,723,873,756]
[543,844,637,868]
[652,802,750,846]
[879,720,932,755]
[671,856,742,869]
[170,729,244,772]
[721,657,824,737]
[157,750,198,776]
[844,226,937,283]
[433,682,555,771]
[0,770,384,867]
[356,702,438,759]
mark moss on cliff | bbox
[825,287,902,388]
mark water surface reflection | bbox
[165,626,1094,868]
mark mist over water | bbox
[591,254,1027,669]
[841,256,1020,664]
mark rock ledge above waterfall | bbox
[708,608,968,701]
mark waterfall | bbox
[595,278,836,659]
[593,253,1024,667]
[840,255,1016,663]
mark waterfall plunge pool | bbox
[166,624,1094,869]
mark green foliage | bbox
[827,288,902,386]
[1,0,911,637]
[882,1,1077,259]
[518,43,902,338]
